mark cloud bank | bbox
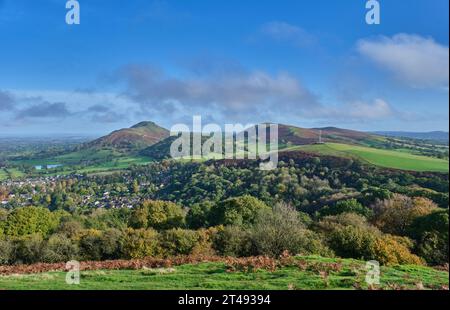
[357,34,449,89]
[0,90,14,111]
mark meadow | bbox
[0,168,25,181]
[290,143,449,172]
[0,256,447,290]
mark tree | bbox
[3,207,61,237]
[372,194,437,235]
[328,226,422,265]
[159,229,200,256]
[120,228,160,259]
[130,200,185,230]
[78,229,103,261]
[250,203,332,257]
[42,234,79,263]
[100,228,123,260]
[186,201,213,229]
[213,226,253,257]
[209,195,270,227]
[10,234,45,264]
[409,209,449,265]
[319,199,373,218]
[0,239,13,264]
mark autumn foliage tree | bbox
[372,194,438,236]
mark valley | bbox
[1,121,448,291]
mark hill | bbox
[279,124,375,146]
[0,255,447,290]
[141,124,381,160]
[373,131,449,143]
[140,124,448,173]
[287,143,449,172]
[85,121,169,152]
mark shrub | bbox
[213,226,253,257]
[0,208,8,237]
[99,228,123,260]
[191,227,218,256]
[373,235,424,266]
[42,234,79,263]
[78,229,103,261]
[130,200,185,230]
[10,234,45,264]
[120,228,161,259]
[328,226,423,265]
[0,239,13,264]
[250,204,332,257]
[328,226,378,260]
[209,195,271,227]
[159,229,200,256]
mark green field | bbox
[10,148,153,178]
[0,256,447,290]
[289,143,449,172]
[0,168,25,181]
[13,148,123,167]
[0,168,7,181]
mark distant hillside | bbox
[141,124,377,159]
[85,121,169,152]
[373,131,449,142]
[279,124,373,146]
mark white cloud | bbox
[115,64,322,120]
[357,34,449,89]
[261,21,316,47]
[346,99,393,120]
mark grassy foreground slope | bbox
[289,143,449,172]
[0,256,448,290]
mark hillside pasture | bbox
[287,143,449,172]
[0,256,447,290]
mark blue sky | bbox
[0,0,448,136]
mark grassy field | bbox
[10,150,152,178]
[0,168,25,181]
[0,256,447,290]
[289,143,449,172]
[0,168,8,181]
[13,148,123,167]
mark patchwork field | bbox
[0,168,25,181]
[0,256,447,290]
[11,150,152,177]
[289,143,449,172]
[0,169,7,181]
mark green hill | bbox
[287,143,449,172]
[85,121,169,153]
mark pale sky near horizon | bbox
[0,0,448,136]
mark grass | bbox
[0,168,25,181]
[0,256,447,290]
[288,143,449,172]
[0,168,7,181]
[10,149,153,178]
